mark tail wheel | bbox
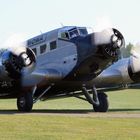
[93,92,109,112]
[17,92,33,112]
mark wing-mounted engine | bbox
[128,47,140,82]
[1,47,36,79]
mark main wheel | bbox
[93,92,109,112]
[17,92,33,112]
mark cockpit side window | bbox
[60,32,69,40]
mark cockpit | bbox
[58,26,88,40]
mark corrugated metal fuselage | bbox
[0,26,128,99]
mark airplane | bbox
[0,26,126,112]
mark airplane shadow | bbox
[109,108,140,112]
[0,109,93,115]
[32,109,93,114]
[0,108,140,115]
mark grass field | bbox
[0,89,140,140]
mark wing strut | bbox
[33,84,54,104]
[82,85,100,106]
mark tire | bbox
[93,92,109,112]
[17,92,33,112]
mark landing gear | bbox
[82,85,109,112]
[17,85,53,112]
[17,92,33,112]
[93,92,109,112]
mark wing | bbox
[93,58,133,89]
[22,68,63,87]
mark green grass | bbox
[0,115,140,140]
[0,89,140,111]
[108,89,140,111]
[0,89,140,140]
[34,88,140,112]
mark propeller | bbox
[91,16,125,58]
[0,33,36,79]
[131,44,140,58]
[92,28,125,58]
[1,46,36,79]
[130,45,140,73]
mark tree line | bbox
[120,43,135,58]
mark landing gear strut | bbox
[17,84,53,112]
[82,85,109,112]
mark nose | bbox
[69,28,125,80]
[90,28,125,58]
[71,28,125,60]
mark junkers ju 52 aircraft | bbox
[0,26,126,112]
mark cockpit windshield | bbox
[59,27,88,40]
[69,28,79,38]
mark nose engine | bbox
[94,28,125,58]
[2,47,36,79]
[68,28,125,81]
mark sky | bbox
[0,0,140,46]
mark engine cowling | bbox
[2,47,36,79]
[127,45,140,82]
[128,55,140,82]
[95,28,125,58]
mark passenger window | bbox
[40,44,47,54]
[50,41,57,50]
[32,48,37,55]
